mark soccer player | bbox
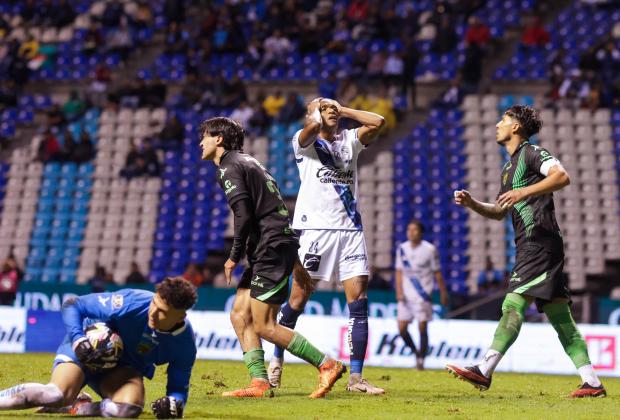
[268,98,386,394]
[447,105,606,398]
[0,277,198,418]
[395,220,448,370]
[199,117,346,398]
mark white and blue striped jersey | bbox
[395,240,440,303]
[291,128,365,230]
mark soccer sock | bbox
[477,349,503,378]
[399,329,417,355]
[577,365,602,387]
[490,293,527,355]
[0,383,63,409]
[419,329,428,359]
[543,302,597,384]
[348,298,369,375]
[274,303,303,359]
[286,331,328,368]
[243,349,268,381]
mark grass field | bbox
[0,354,618,419]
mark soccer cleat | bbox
[222,378,274,398]
[268,357,283,388]
[446,364,492,391]
[569,382,607,398]
[346,375,386,395]
[309,359,347,398]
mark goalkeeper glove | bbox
[151,396,183,419]
[72,337,104,371]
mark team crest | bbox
[503,171,509,186]
[112,294,123,309]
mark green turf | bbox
[0,353,618,419]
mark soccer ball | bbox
[84,322,124,370]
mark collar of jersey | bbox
[153,321,187,336]
[513,140,530,156]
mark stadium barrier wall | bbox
[1,308,619,377]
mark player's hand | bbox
[224,259,237,286]
[307,97,322,114]
[453,190,472,208]
[72,337,103,370]
[496,189,527,210]
[151,396,183,419]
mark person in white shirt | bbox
[268,97,386,394]
[395,220,448,370]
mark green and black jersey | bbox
[498,141,563,248]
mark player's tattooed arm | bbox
[454,190,507,221]
[339,106,385,145]
[298,98,322,148]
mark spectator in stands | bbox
[319,74,339,101]
[247,97,270,136]
[120,139,160,179]
[201,266,215,287]
[220,75,247,108]
[183,263,204,287]
[402,37,420,108]
[432,15,458,54]
[46,104,66,127]
[461,43,484,91]
[88,265,112,293]
[83,23,104,56]
[595,40,620,83]
[36,129,61,163]
[157,115,184,148]
[52,0,76,28]
[434,74,464,108]
[325,20,351,53]
[62,90,85,122]
[521,17,550,49]
[58,128,76,161]
[230,100,255,129]
[18,34,39,63]
[367,50,387,82]
[143,78,167,108]
[259,29,292,73]
[558,69,591,108]
[125,262,147,284]
[247,36,264,66]
[383,49,405,90]
[71,131,95,163]
[263,91,286,118]
[101,0,126,28]
[278,92,305,124]
[89,63,112,108]
[464,16,491,49]
[0,254,22,306]
[477,257,504,294]
[367,89,396,130]
[347,0,369,24]
[132,0,154,29]
[164,22,189,55]
[106,20,134,62]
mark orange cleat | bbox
[222,378,274,398]
[309,359,347,399]
[569,382,606,398]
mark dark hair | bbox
[198,117,244,152]
[156,276,198,310]
[504,105,542,138]
[407,220,425,234]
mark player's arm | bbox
[435,271,449,307]
[297,98,322,148]
[497,165,569,209]
[152,347,195,419]
[339,105,385,146]
[395,269,405,302]
[454,189,507,221]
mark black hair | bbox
[504,105,543,139]
[198,117,244,152]
[156,276,198,310]
[407,220,425,234]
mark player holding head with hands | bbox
[448,105,605,398]
[200,116,346,399]
[0,277,198,418]
[267,97,387,394]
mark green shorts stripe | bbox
[514,272,547,294]
[256,275,289,302]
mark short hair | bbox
[407,220,425,234]
[504,105,542,139]
[156,277,198,310]
[198,117,244,151]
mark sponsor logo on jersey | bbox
[510,272,520,283]
[223,180,237,195]
[137,332,158,355]
[98,296,109,307]
[303,253,321,271]
[112,294,123,309]
[315,165,354,185]
[219,168,227,179]
[343,253,367,262]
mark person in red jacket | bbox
[465,16,491,48]
[521,17,550,47]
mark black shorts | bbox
[507,241,570,312]
[238,243,297,305]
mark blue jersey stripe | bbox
[313,139,363,229]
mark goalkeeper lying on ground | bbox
[0,277,198,418]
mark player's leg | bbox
[397,300,417,359]
[417,321,429,370]
[542,298,605,397]
[446,292,532,390]
[224,286,272,397]
[0,362,83,410]
[250,297,345,398]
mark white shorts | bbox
[298,229,369,282]
[397,300,433,323]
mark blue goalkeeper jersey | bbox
[61,289,196,404]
